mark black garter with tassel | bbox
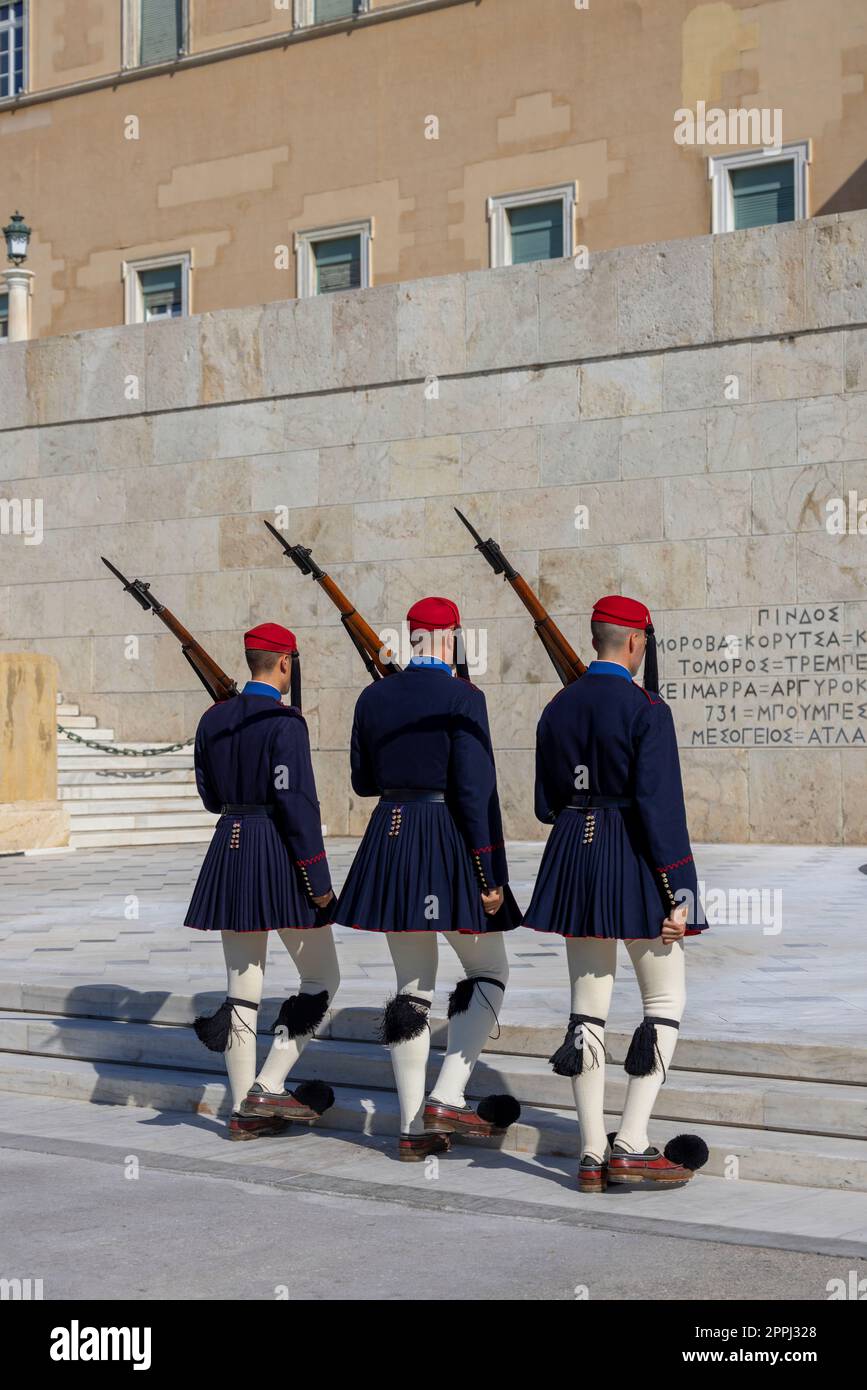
[272,989,329,1039]
[623,1015,680,1078]
[193,996,259,1053]
[548,1013,606,1077]
[447,975,505,1038]
[380,992,431,1044]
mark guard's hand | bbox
[313,889,335,910]
[661,902,688,943]
[481,887,504,916]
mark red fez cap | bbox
[591,594,653,631]
[406,596,462,633]
[243,622,297,654]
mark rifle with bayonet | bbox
[454,508,587,687]
[263,520,402,681]
[101,556,238,703]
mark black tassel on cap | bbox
[643,623,659,694]
[293,1080,335,1115]
[193,996,258,1053]
[477,1094,521,1128]
[289,651,302,712]
[272,988,329,1039]
[664,1133,709,1171]
[454,627,470,681]
[380,992,430,1045]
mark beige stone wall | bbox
[3,0,867,339]
[1,213,866,845]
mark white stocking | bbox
[615,938,686,1154]
[255,926,340,1094]
[386,933,438,1135]
[565,937,617,1162]
[430,931,509,1109]
[221,930,267,1113]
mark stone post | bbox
[0,653,70,852]
[2,267,34,341]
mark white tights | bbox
[386,931,509,1135]
[566,936,686,1161]
[221,927,340,1112]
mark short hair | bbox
[591,620,631,655]
[245,648,282,678]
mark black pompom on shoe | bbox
[292,1080,335,1116]
[664,1133,709,1171]
[477,1094,521,1129]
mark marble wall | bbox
[1,213,865,844]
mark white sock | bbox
[430,931,509,1109]
[614,939,686,1153]
[255,926,340,1093]
[385,933,438,1135]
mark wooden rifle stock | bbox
[454,509,586,686]
[263,521,401,680]
[101,557,238,703]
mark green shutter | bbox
[314,236,361,294]
[0,291,8,337]
[314,0,359,22]
[731,161,795,230]
[140,0,184,66]
[507,200,564,264]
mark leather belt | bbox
[567,795,632,809]
[380,789,446,803]
[220,804,275,816]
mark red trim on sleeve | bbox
[296,850,327,867]
[656,855,693,872]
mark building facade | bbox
[1,213,865,845]
[1,0,866,338]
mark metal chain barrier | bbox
[58,725,194,756]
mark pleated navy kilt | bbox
[524,806,706,940]
[336,799,522,934]
[185,811,331,933]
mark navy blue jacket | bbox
[535,669,698,913]
[350,663,510,891]
[193,692,331,899]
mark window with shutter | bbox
[0,292,8,340]
[730,160,795,230]
[140,0,184,67]
[507,200,564,264]
[0,2,26,99]
[139,264,183,319]
[313,235,362,294]
[313,0,362,22]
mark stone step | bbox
[59,783,201,802]
[56,703,81,717]
[1,1013,864,1144]
[58,728,116,742]
[68,827,214,848]
[63,810,217,832]
[60,797,207,816]
[58,768,196,786]
[4,982,864,1087]
[57,757,194,774]
[55,714,97,729]
[1,1050,865,1190]
[58,744,192,760]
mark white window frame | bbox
[0,0,28,100]
[294,0,370,27]
[123,252,192,324]
[487,183,577,269]
[122,0,189,71]
[708,141,811,234]
[294,220,372,298]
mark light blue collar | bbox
[586,660,634,683]
[242,680,282,700]
[408,656,453,675]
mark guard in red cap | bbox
[335,595,522,1161]
[524,594,708,1194]
[184,622,340,1141]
